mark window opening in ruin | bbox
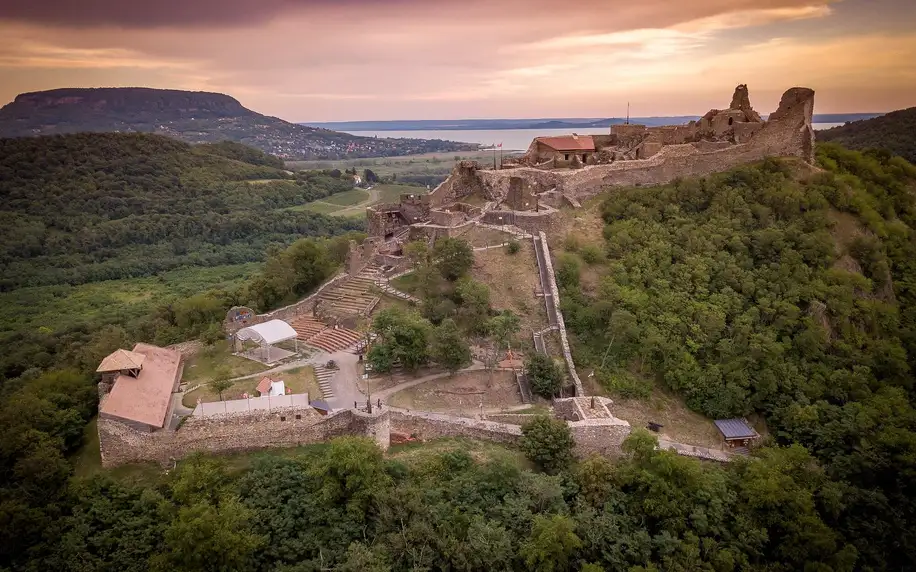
[728,117,734,126]
[295,414,301,420]
[582,154,587,162]
[564,154,569,161]
[280,416,286,421]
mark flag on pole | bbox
[498,142,502,148]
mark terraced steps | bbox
[308,327,363,353]
[314,366,336,399]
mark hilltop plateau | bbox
[0,87,477,160]
[818,106,916,162]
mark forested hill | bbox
[818,106,916,162]
[0,132,362,289]
[0,87,477,160]
[560,144,916,569]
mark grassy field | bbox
[183,364,319,407]
[0,263,259,336]
[322,188,370,206]
[286,150,519,180]
[181,341,270,386]
[288,183,429,219]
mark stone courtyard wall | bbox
[99,403,638,467]
[99,407,389,467]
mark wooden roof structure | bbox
[96,349,146,372]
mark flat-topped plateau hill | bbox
[0,87,477,160]
[818,106,916,163]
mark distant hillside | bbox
[818,107,916,162]
[0,132,364,289]
[0,88,477,160]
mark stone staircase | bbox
[314,365,336,400]
[315,263,382,319]
[289,315,364,353]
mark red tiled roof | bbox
[256,376,274,395]
[100,343,183,429]
[536,135,595,151]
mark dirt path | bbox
[371,363,488,401]
[304,185,379,217]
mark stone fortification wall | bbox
[467,87,814,203]
[389,409,522,444]
[428,161,493,207]
[99,407,389,467]
[569,418,631,458]
[538,232,586,396]
[99,402,636,467]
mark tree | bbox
[433,237,473,280]
[370,308,432,372]
[431,319,471,374]
[521,415,575,474]
[486,311,521,383]
[526,353,564,398]
[151,498,263,572]
[209,367,233,401]
[520,514,582,572]
[363,168,379,184]
[456,277,491,334]
[367,342,394,375]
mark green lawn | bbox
[182,341,270,385]
[322,188,370,206]
[183,364,319,407]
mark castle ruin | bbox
[367,85,815,239]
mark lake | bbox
[346,124,846,151]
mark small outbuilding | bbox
[714,418,759,448]
[235,319,298,364]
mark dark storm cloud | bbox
[0,0,321,28]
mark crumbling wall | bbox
[389,409,522,444]
[99,407,390,467]
[467,86,814,202]
[428,161,491,206]
[367,205,406,238]
[429,208,467,226]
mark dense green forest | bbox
[3,142,916,571]
[0,133,365,378]
[561,145,916,568]
[0,133,362,289]
[818,106,916,163]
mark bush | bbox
[580,244,603,265]
[555,254,581,289]
[526,352,564,398]
[521,415,575,473]
[564,234,581,252]
[599,369,652,399]
[506,240,521,255]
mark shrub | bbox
[521,415,575,473]
[599,369,652,400]
[580,244,603,265]
[506,240,521,254]
[526,352,564,398]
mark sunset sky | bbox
[0,0,914,121]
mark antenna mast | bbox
[626,101,630,125]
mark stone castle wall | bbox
[99,404,632,467]
[99,407,389,467]
[466,87,814,204]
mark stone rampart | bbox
[538,232,585,396]
[569,418,631,458]
[465,87,814,203]
[389,409,522,444]
[99,407,389,467]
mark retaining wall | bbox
[538,232,585,396]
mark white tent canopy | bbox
[237,320,297,345]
